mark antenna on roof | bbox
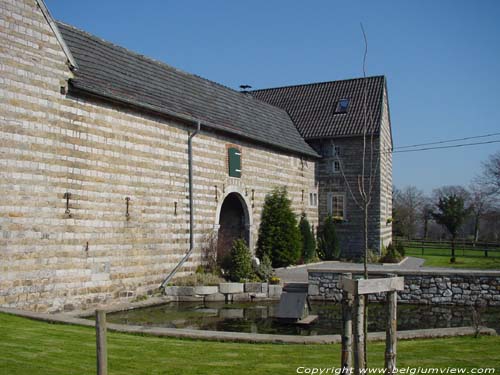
[239,84,252,94]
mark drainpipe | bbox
[160,120,201,290]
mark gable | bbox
[251,76,386,139]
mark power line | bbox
[389,139,500,154]
[393,132,500,150]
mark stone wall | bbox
[308,85,392,257]
[378,87,392,249]
[0,0,318,312]
[308,269,500,306]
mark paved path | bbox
[275,256,425,283]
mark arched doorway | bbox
[217,192,249,259]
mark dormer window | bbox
[335,98,349,114]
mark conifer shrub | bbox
[226,239,255,282]
[299,213,316,263]
[256,187,302,267]
[317,215,340,260]
[379,242,403,263]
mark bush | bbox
[317,215,340,260]
[200,231,220,275]
[226,239,255,282]
[255,254,273,282]
[299,213,316,263]
[379,242,403,263]
[170,273,225,286]
[256,187,302,267]
[395,241,405,257]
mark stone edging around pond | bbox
[0,307,496,345]
[164,282,282,302]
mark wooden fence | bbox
[394,237,500,257]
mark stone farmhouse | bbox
[0,0,392,312]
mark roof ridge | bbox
[56,21,295,120]
[251,75,385,93]
[56,22,236,95]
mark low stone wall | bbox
[308,269,500,306]
[164,282,282,302]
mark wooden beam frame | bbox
[340,276,404,295]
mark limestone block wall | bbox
[0,0,318,312]
[308,269,500,306]
[379,87,393,249]
[310,136,384,257]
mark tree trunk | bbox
[423,218,428,239]
[353,295,365,374]
[451,235,456,263]
[474,214,480,244]
[341,273,353,371]
[363,203,368,366]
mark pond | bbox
[104,301,500,336]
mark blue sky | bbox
[46,0,500,194]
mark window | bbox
[228,147,241,178]
[309,192,318,207]
[332,145,341,157]
[335,98,349,114]
[327,193,346,220]
[332,160,341,173]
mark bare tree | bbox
[393,186,424,240]
[479,150,500,195]
[333,23,380,369]
[468,182,495,243]
[481,206,500,242]
[433,185,470,203]
[421,200,434,239]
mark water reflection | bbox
[105,301,500,336]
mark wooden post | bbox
[96,310,108,375]
[353,294,365,374]
[341,273,353,371]
[384,274,397,373]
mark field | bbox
[1,312,499,374]
[400,240,500,269]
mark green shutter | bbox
[228,147,241,178]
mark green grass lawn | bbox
[405,247,500,269]
[1,312,499,374]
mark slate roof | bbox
[56,22,319,158]
[251,76,386,139]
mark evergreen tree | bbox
[299,213,316,263]
[227,239,254,282]
[256,187,302,267]
[317,215,340,260]
[432,194,469,263]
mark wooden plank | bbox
[357,277,404,295]
[339,276,357,294]
[385,290,397,372]
[340,277,404,295]
[96,310,107,375]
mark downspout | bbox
[160,120,201,289]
